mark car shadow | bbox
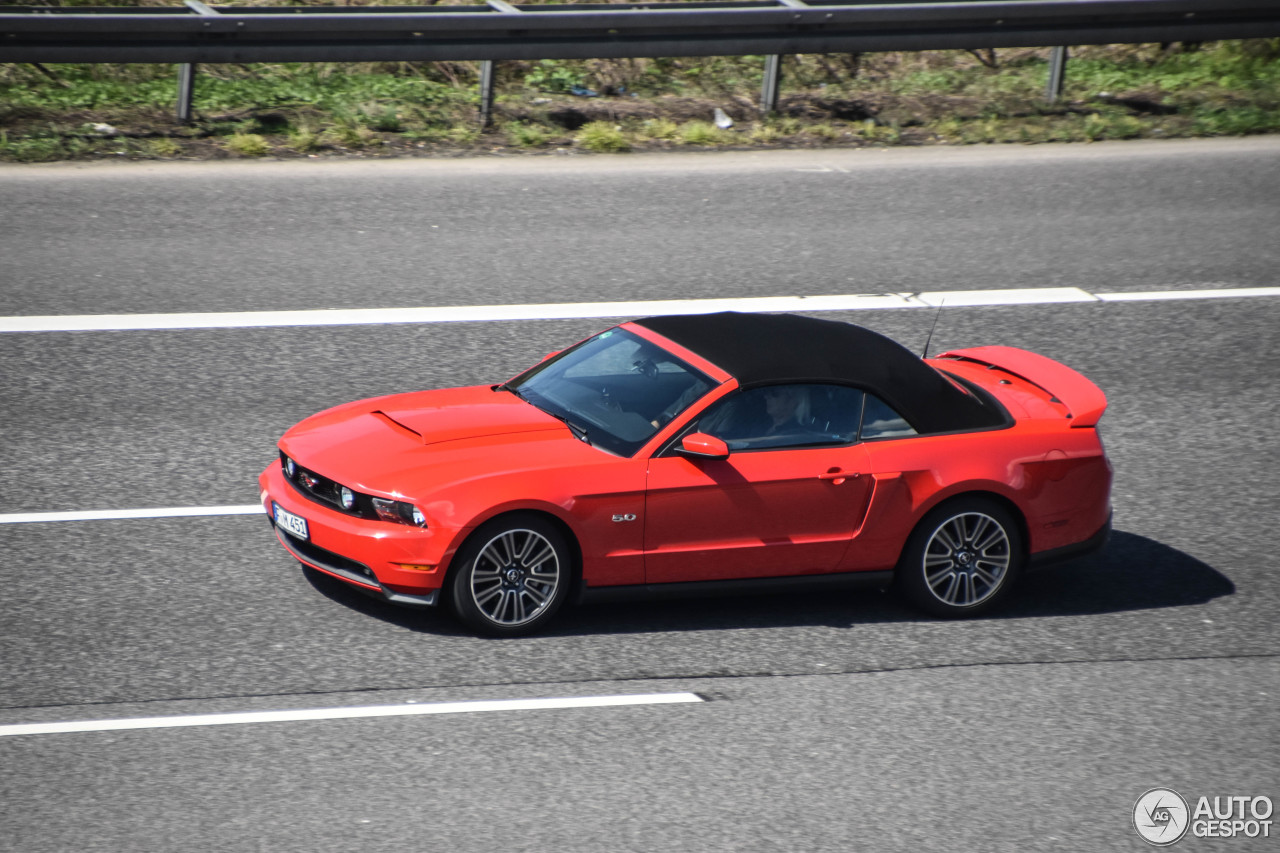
[998,530,1235,619]
[302,529,1234,637]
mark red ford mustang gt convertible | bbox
[260,312,1112,636]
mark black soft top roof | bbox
[633,312,1004,434]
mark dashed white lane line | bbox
[0,505,263,524]
[0,293,925,332]
[2,285,1278,333]
[915,287,1095,307]
[1094,287,1280,302]
[0,693,705,738]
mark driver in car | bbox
[693,385,810,448]
[761,385,805,434]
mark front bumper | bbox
[259,463,463,606]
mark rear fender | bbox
[842,471,1026,572]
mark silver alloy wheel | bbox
[922,511,1011,608]
[468,527,562,627]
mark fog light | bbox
[283,457,297,478]
[339,486,355,510]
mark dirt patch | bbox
[502,95,761,129]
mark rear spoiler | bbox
[937,345,1107,427]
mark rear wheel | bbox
[448,514,571,637]
[896,498,1023,617]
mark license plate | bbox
[273,502,309,541]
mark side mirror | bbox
[677,432,729,460]
[540,350,560,362]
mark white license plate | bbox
[273,502,309,541]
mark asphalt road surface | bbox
[1,138,1278,852]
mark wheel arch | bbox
[440,507,584,595]
[903,488,1030,566]
[892,488,1029,617]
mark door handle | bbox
[819,470,859,484]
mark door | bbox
[642,383,873,583]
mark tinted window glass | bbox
[692,384,864,451]
[861,394,917,439]
[508,328,713,456]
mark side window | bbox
[691,384,864,451]
[861,394,917,440]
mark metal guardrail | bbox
[2,0,1277,122]
[2,0,1277,64]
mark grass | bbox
[640,118,679,140]
[677,121,734,146]
[505,121,559,148]
[1,36,1277,161]
[224,132,271,156]
[575,121,631,152]
[287,124,322,153]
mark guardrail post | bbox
[760,0,808,115]
[480,0,524,129]
[176,0,219,123]
[176,62,197,123]
[1045,45,1068,103]
[479,60,497,129]
[761,54,782,115]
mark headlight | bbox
[339,486,355,510]
[372,497,428,528]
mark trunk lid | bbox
[934,346,1107,427]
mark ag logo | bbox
[1134,788,1190,846]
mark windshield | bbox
[508,327,714,456]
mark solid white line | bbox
[915,287,1097,307]
[0,505,263,524]
[0,295,917,333]
[1094,287,1280,302]
[3,285,1278,333]
[0,693,705,738]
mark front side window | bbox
[507,328,713,456]
[689,383,865,451]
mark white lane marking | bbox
[0,693,705,738]
[0,505,262,524]
[2,285,1278,333]
[1094,287,1280,302]
[914,287,1097,307]
[0,294,916,333]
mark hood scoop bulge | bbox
[371,410,424,442]
[368,390,566,447]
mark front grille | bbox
[279,451,378,519]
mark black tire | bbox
[895,497,1024,618]
[448,513,572,637]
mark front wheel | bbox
[896,499,1023,617]
[448,514,571,637]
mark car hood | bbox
[278,385,582,495]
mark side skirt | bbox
[575,570,895,605]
